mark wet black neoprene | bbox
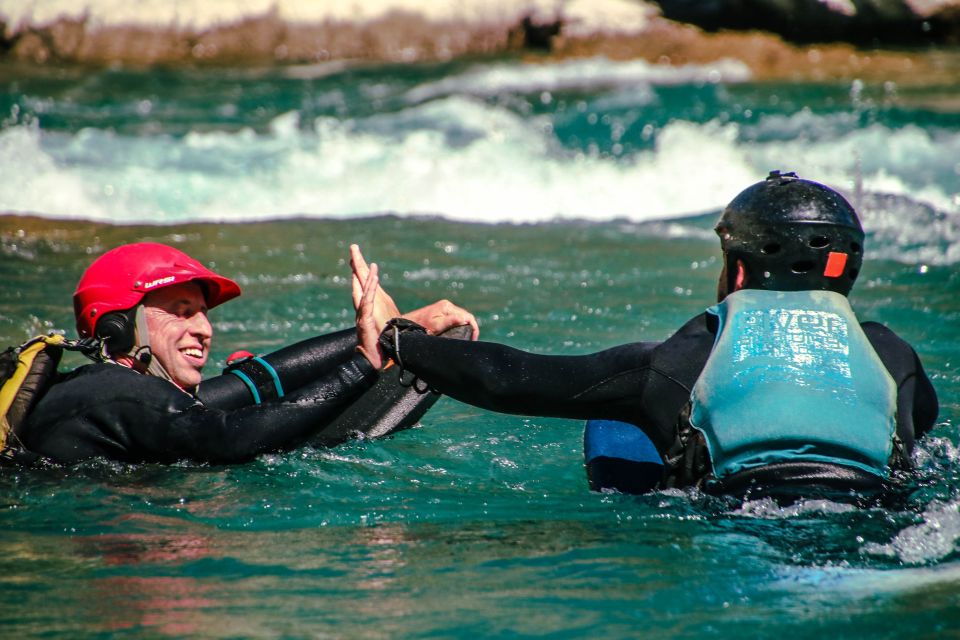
[24,329,377,464]
[382,313,938,490]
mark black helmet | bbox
[715,171,864,296]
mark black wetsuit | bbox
[24,329,378,465]
[385,312,939,493]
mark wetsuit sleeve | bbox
[388,331,657,423]
[863,322,940,451]
[197,328,358,410]
[895,349,939,446]
[154,354,377,462]
[910,350,939,438]
[24,356,377,465]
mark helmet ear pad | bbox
[95,310,136,356]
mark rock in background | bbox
[0,0,654,66]
[652,0,960,46]
[0,0,956,83]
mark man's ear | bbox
[734,259,748,291]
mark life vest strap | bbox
[0,334,80,461]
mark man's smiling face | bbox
[143,281,212,390]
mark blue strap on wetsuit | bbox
[227,357,285,405]
[690,289,897,480]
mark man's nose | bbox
[188,311,213,338]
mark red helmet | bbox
[74,242,242,338]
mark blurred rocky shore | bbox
[1,0,958,83]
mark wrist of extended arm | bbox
[378,318,427,369]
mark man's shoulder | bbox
[650,312,715,377]
[42,362,195,409]
[666,312,715,342]
[859,320,924,382]
[56,362,151,388]
[61,361,133,379]
[859,321,915,353]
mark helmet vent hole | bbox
[791,260,815,273]
[850,242,862,254]
[761,243,781,255]
[809,236,830,249]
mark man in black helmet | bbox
[351,172,939,499]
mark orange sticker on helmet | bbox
[823,252,848,278]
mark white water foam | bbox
[0,99,758,224]
[854,438,960,566]
[732,496,859,518]
[862,499,960,564]
[773,560,960,604]
[2,79,958,264]
[0,120,112,220]
[747,114,960,216]
[405,57,751,103]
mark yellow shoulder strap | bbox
[0,334,65,449]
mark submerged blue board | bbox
[307,324,473,448]
[584,419,663,494]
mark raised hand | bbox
[403,300,479,341]
[354,261,384,369]
[351,244,401,334]
[351,243,480,343]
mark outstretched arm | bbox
[350,243,655,422]
[168,355,378,462]
[381,326,656,423]
[197,328,359,410]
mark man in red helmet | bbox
[354,172,939,499]
[22,242,477,465]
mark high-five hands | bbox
[353,258,384,369]
[350,244,479,369]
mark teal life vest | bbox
[689,289,897,480]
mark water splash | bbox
[861,499,960,564]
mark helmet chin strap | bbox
[128,305,176,386]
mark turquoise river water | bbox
[0,57,959,637]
